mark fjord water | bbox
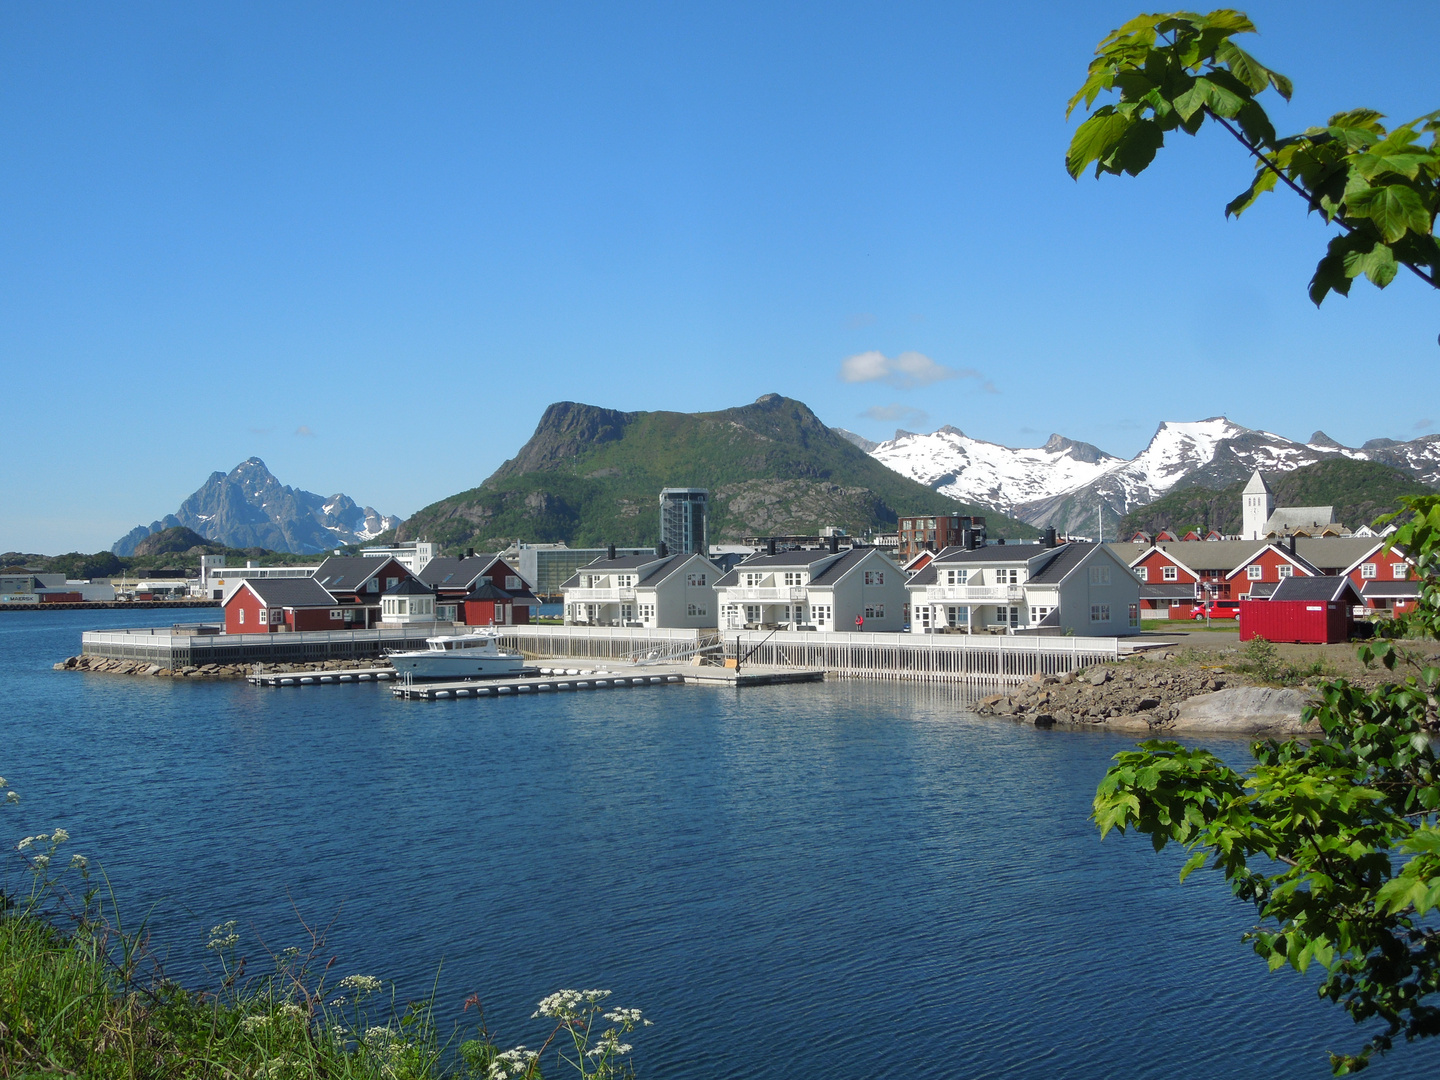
[5,611,1438,1079]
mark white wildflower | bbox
[533,988,611,1018]
[364,1025,396,1043]
[278,1002,307,1021]
[5,791,16,804]
[17,837,34,851]
[338,974,382,995]
[51,828,69,844]
[488,1046,539,1079]
[240,1014,272,1033]
[0,777,6,786]
[32,854,50,870]
[69,854,88,870]
[207,920,239,951]
[587,1041,632,1059]
[327,996,347,1006]
[603,1007,644,1024]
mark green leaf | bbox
[1345,183,1431,243]
[1179,850,1208,882]
[1226,166,1279,217]
[1114,118,1165,176]
[1067,109,1132,178]
[1341,238,1399,288]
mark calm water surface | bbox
[4,610,1437,1079]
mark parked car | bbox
[1192,603,1239,620]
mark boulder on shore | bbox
[1165,686,1315,735]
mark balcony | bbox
[924,585,1025,603]
[565,587,636,602]
[719,587,808,602]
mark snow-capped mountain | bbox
[869,418,1440,537]
[112,458,403,555]
[869,426,1121,515]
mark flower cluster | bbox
[488,1046,539,1079]
[0,777,17,805]
[533,988,612,1020]
[207,920,239,951]
[338,974,383,997]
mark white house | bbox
[906,540,1141,636]
[561,550,721,629]
[713,543,907,632]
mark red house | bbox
[417,552,538,624]
[1128,540,1265,612]
[312,556,415,628]
[224,578,342,634]
[462,582,525,626]
[1224,541,1321,600]
[1340,542,1419,614]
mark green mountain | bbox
[395,394,1036,549]
[1116,458,1434,537]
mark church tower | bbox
[1242,469,1274,540]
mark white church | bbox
[1241,470,1349,540]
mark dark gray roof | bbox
[384,578,434,596]
[464,583,512,601]
[242,577,337,608]
[714,550,845,587]
[314,556,406,592]
[905,543,1061,587]
[1247,582,1278,599]
[1025,544,1097,585]
[809,548,884,586]
[1269,576,1364,604]
[1361,580,1422,598]
[417,555,497,589]
[1140,582,1196,600]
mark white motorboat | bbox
[386,630,526,680]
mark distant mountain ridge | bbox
[393,394,1036,550]
[112,459,402,556]
[868,418,1440,536]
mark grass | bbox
[0,824,649,1080]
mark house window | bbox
[1090,604,1111,623]
[865,570,885,585]
[813,605,831,625]
[1277,565,1293,579]
[783,572,805,586]
[330,609,343,620]
[238,607,246,625]
[258,608,268,624]
[1128,603,1139,628]
[945,569,969,586]
[639,603,655,621]
[995,605,1019,627]
[1089,566,1111,586]
[687,572,707,587]
[1031,605,1053,624]
[621,604,635,622]
[864,604,885,619]
[367,580,379,593]
[1133,566,1148,582]
[743,572,764,587]
[437,605,456,621]
[617,574,637,588]
[1361,562,1376,579]
[1161,565,1178,582]
[1393,563,1408,579]
[687,603,708,617]
[1247,565,1263,580]
[386,578,398,590]
[505,575,521,590]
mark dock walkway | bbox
[389,662,822,701]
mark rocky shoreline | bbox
[53,655,390,680]
[974,659,1317,735]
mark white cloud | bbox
[295,425,316,437]
[861,403,929,427]
[839,350,995,392]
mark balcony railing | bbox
[717,587,808,602]
[924,585,1025,603]
[565,588,636,602]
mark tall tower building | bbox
[659,488,708,555]
[1242,469,1274,540]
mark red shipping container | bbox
[38,592,83,603]
[1238,599,1350,644]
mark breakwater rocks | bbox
[54,655,391,680]
[974,665,1316,735]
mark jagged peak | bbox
[1309,430,1345,449]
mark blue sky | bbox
[4,1,1437,553]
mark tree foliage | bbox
[1094,494,1440,1073]
[1067,10,1440,305]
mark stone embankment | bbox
[975,661,1316,735]
[54,655,390,680]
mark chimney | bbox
[657,541,668,558]
[767,538,777,556]
[997,538,1005,546]
[466,547,475,559]
[828,535,839,555]
[1288,534,1297,556]
[961,527,973,550]
[1044,527,1056,549]
[607,544,616,560]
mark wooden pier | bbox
[389,662,823,701]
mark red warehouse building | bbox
[1239,576,1364,644]
[224,578,343,634]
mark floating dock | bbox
[389,662,823,701]
[248,667,399,687]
